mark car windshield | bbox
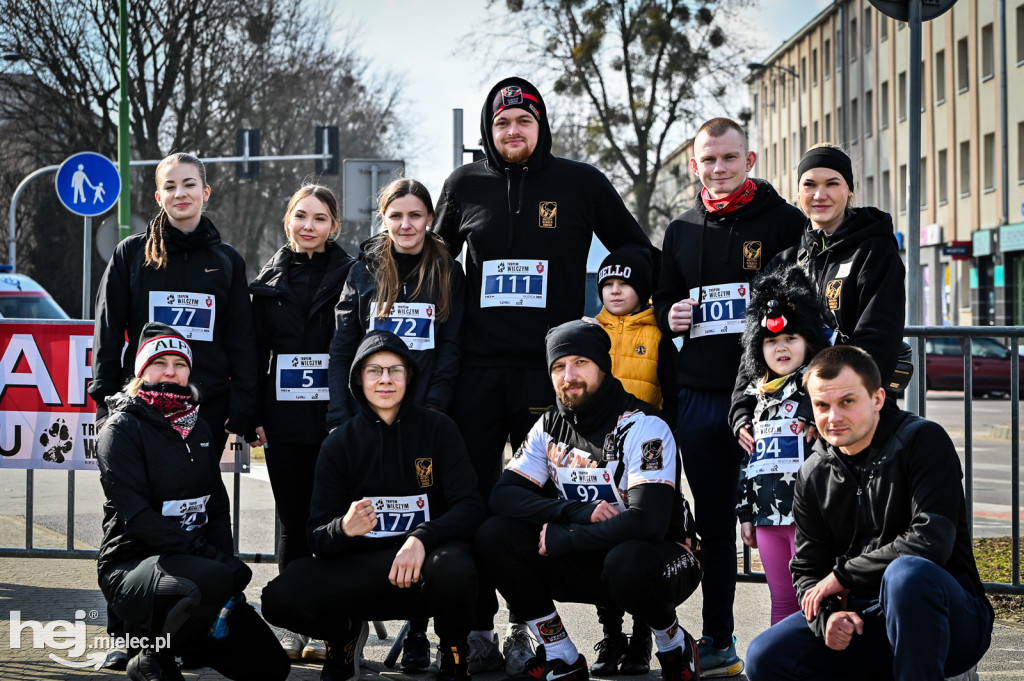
[0,296,70,319]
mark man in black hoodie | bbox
[746,345,993,681]
[652,117,804,677]
[261,330,484,681]
[477,320,703,681]
[435,76,657,672]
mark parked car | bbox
[0,265,70,319]
[924,336,1016,397]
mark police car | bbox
[0,265,70,319]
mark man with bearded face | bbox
[475,320,703,681]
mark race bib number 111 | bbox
[481,260,547,308]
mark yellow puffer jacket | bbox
[595,307,664,408]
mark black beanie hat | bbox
[545,320,612,374]
[797,146,855,191]
[597,246,653,307]
[491,81,544,122]
[134,322,193,377]
[741,265,829,378]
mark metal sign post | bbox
[341,159,405,236]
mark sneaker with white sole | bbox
[280,631,308,661]
[694,636,742,678]
[303,638,327,662]
[507,645,589,681]
[467,630,504,674]
[502,627,537,676]
[655,629,700,681]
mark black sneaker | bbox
[435,642,470,681]
[125,648,185,681]
[509,645,589,681]
[619,629,652,675]
[590,633,628,676]
[403,631,432,672]
[322,620,369,681]
[654,631,700,681]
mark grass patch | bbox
[974,537,1024,623]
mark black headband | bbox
[798,147,854,191]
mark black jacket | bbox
[435,76,656,367]
[653,180,805,393]
[90,217,258,433]
[308,331,484,557]
[770,207,906,383]
[250,241,354,443]
[96,391,233,578]
[326,235,465,429]
[791,404,990,639]
[490,374,698,556]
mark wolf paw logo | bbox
[39,419,72,464]
[291,357,300,367]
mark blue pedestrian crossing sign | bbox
[55,152,121,217]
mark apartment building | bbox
[746,0,1024,326]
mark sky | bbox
[334,0,831,197]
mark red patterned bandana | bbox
[136,384,198,439]
[702,178,757,215]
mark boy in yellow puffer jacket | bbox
[587,246,678,678]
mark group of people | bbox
[88,76,994,681]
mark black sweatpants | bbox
[263,439,319,571]
[476,515,702,633]
[261,541,477,645]
[102,553,289,681]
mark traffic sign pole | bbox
[82,217,92,318]
[118,0,131,242]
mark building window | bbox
[983,132,996,191]
[981,23,994,81]
[836,105,843,142]
[1019,122,1024,182]
[1017,5,1024,65]
[835,32,842,72]
[899,164,908,214]
[920,158,928,208]
[812,48,819,84]
[850,17,859,61]
[782,138,787,170]
[880,81,889,129]
[920,60,927,112]
[959,140,971,197]
[801,56,807,91]
[791,67,797,101]
[813,120,819,144]
[881,15,888,42]
[825,113,832,141]
[957,37,969,93]
[864,7,872,53]
[780,75,786,108]
[865,89,873,136]
[898,71,907,122]
[865,175,875,204]
[824,38,831,77]
[773,143,778,177]
[882,170,891,212]
[851,97,859,142]
[792,132,798,166]
[935,49,946,104]
[938,149,948,205]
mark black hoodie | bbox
[653,179,805,393]
[91,216,258,432]
[307,330,484,557]
[770,207,906,382]
[435,76,657,367]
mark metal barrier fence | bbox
[2,327,1021,594]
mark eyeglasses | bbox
[363,364,407,380]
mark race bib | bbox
[689,283,748,337]
[554,466,625,511]
[747,419,805,477]
[368,302,435,350]
[276,354,329,401]
[149,291,215,342]
[366,494,430,538]
[480,259,547,308]
[161,495,210,532]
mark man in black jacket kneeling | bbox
[747,345,993,681]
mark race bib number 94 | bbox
[689,283,747,337]
[748,419,805,476]
[149,291,215,342]
[366,495,431,538]
[481,260,547,308]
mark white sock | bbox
[470,630,495,642]
[526,613,579,664]
[652,621,687,653]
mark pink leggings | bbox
[755,525,800,626]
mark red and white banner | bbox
[0,320,247,472]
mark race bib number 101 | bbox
[481,260,547,308]
[149,291,215,342]
[689,283,747,338]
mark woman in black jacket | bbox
[248,184,353,661]
[262,330,484,681]
[97,322,288,681]
[326,178,465,431]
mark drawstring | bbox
[503,166,529,248]
[695,213,709,305]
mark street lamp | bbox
[748,61,804,159]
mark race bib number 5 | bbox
[149,291,215,342]
[366,495,430,538]
[276,354,329,401]
[481,260,547,308]
[689,283,747,337]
